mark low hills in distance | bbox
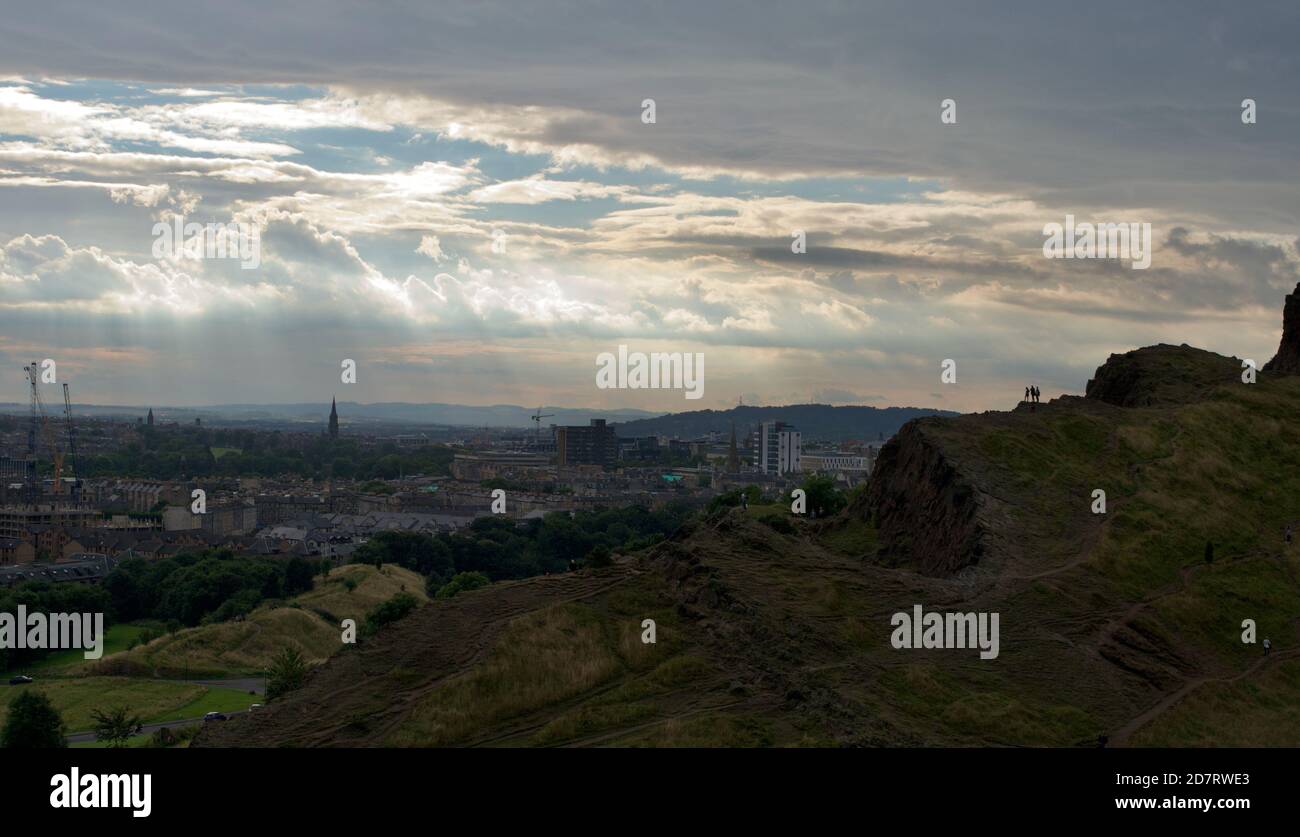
[0,400,956,439]
[613,404,959,442]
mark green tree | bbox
[91,706,143,748]
[585,544,613,568]
[801,474,846,518]
[1,690,66,749]
[363,592,421,636]
[435,572,490,599]
[266,647,309,701]
[283,557,316,596]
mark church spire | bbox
[328,397,339,438]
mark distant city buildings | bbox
[801,454,870,474]
[0,504,99,541]
[451,450,551,481]
[0,401,895,574]
[0,456,34,482]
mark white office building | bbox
[759,421,801,475]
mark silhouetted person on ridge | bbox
[1033,385,1040,404]
[1025,386,1030,403]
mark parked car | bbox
[8,675,33,685]
[203,712,228,722]
[248,704,263,711]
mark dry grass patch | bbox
[388,604,620,746]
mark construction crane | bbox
[23,361,65,499]
[63,382,80,502]
[530,406,554,445]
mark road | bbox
[67,711,249,744]
[3,676,265,692]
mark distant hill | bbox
[613,403,959,442]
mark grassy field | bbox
[19,623,151,675]
[0,678,252,733]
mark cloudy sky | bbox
[0,1,1297,413]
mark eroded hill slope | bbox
[197,285,1300,747]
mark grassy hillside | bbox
[92,564,426,678]
[196,346,1300,747]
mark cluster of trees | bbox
[103,550,325,628]
[1,550,327,672]
[0,581,112,671]
[73,426,454,481]
[707,475,852,519]
[352,503,693,592]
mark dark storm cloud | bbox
[0,2,1296,223]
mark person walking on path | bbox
[1263,637,1272,656]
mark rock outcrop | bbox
[857,420,984,576]
[1263,281,1300,374]
[1084,344,1239,407]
